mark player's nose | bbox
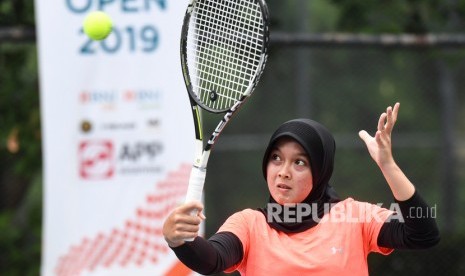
[278,163,291,179]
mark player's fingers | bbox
[179,201,204,215]
[385,103,400,133]
[358,130,371,143]
[392,102,400,121]
[169,228,199,244]
[177,223,201,234]
[185,201,206,220]
[385,106,393,132]
[377,113,387,131]
[171,212,202,227]
[375,130,385,144]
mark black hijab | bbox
[259,118,341,233]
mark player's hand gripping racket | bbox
[180,0,270,240]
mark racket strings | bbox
[193,0,258,101]
[186,0,265,111]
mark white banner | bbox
[36,0,196,275]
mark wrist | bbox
[165,238,185,248]
[378,161,416,201]
[377,157,396,171]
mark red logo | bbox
[79,140,114,180]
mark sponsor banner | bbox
[36,0,196,275]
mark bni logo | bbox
[79,140,114,180]
[79,90,116,110]
[80,90,116,103]
[123,89,163,109]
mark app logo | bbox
[79,140,114,180]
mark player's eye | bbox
[270,153,281,161]
[295,159,306,166]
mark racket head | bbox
[180,0,270,113]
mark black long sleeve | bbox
[377,190,440,249]
[170,231,243,275]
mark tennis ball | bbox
[83,11,113,40]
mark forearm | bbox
[379,160,416,201]
[378,190,440,249]
[170,232,243,275]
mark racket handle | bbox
[185,166,206,203]
[184,166,206,242]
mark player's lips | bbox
[277,184,291,190]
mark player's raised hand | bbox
[163,201,205,248]
[358,102,400,168]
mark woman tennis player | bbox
[162,102,439,275]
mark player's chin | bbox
[272,194,294,205]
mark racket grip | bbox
[185,166,206,204]
[184,166,206,242]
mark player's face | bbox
[266,137,313,205]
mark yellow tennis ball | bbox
[83,11,113,40]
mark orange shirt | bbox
[218,198,394,276]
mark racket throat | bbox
[207,101,242,147]
[195,150,211,169]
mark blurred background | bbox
[1,0,465,275]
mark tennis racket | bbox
[180,0,270,228]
